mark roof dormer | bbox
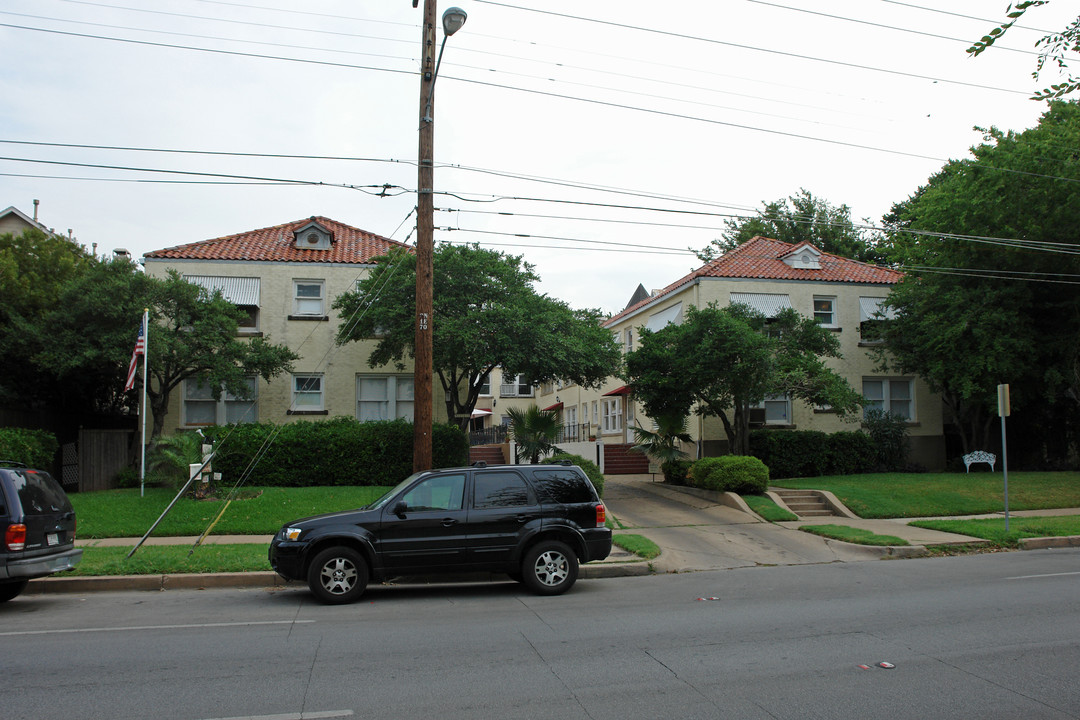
[781,242,822,270]
[293,218,334,250]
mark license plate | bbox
[46,533,59,546]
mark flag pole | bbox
[140,308,149,497]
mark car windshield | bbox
[365,472,425,510]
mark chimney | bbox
[32,199,39,222]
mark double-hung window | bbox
[293,280,325,317]
[356,375,415,421]
[183,376,258,426]
[813,296,837,327]
[292,374,324,412]
[863,378,914,420]
[753,394,791,424]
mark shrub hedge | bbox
[0,427,59,469]
[688,455,769,494]
[662,459,692,486]
[202,418,468,487]
[548,452,604,497]
[749,428,878,479]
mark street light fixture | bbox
[414,1,466,472]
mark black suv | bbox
[269,462,612,604]
[0,462,82,602]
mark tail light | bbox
[595,503,606,527]
[5,524,26,552]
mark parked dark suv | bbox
[0,462,82,602]
[269,462,612,604]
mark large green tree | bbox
[696,189,883,263]
[334,243,621,431]
[624,303,862,456]
[968,1,1080,99]
[0,228,95,408]
[877,100,1080,462]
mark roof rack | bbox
[0,460,29,468]
[471,461,488,468]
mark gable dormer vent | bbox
[782,243,821,270]
[292,219,333,250]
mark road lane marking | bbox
[1005,571,1080,580]
[0,620,314,637]
[200,712,353,720]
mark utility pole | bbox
[413,0,438,472]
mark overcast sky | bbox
[1,0,1073,314]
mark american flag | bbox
[124,318,146,392]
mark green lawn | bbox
[69,486,389,538]
[911,515,1080,547]
[771,472,1080,518]
[744,494,798,522]
[69,544,270,576]
[799,524,909,546]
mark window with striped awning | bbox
[729,292,792,317]
[183,276,261,306]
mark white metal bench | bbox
[963,450,996,472]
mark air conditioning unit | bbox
[748,408,767,427]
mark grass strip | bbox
[64,544,271,576]
[743,494,798,522]
[772,472,1080,518]
[612,534,662,560]
[911,514,1080,548]
[70,486,390,538]
[799,524,909,546]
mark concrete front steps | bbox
[771,489,843,518]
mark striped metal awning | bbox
[859,296,896,321]
[184,276,261,306]
[729,292,792,317]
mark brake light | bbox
[595,503,606,527]
[5,524,26,551]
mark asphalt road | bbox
[2,548,1079,719]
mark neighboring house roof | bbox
[606,236,903,326]
[0,205,52,234]
[142,216,410,263]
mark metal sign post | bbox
[998,383,1010,532]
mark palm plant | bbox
[147,431,210,494]
[506,405,563,464]
[631,412,693,467]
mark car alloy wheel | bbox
[522,540,578,596]
[307,546,369,604]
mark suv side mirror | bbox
[392,500,408,518]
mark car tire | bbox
[0,579,29,603]
[307,546,369,604]
[521,541,578,596]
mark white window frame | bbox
[625,328,633,353]
[752,394,791,425]
[602,397,622,432]
[356,375,415,422]
[500,373,533,398]
[292,374,324,411]
[293,279,325,317]
[863,378,914,421]
[182,376,258,427]
[813,296,837,327]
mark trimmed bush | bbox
[750,428,879,479]
[0,427,58,469]
[548,452,604,497]
[662,459,692,486]
[202,418,468,487]
[689,455,769,495]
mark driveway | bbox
[604,475,893,571]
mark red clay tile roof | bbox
[143,216,410,264]
[606,236,903,326]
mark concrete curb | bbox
[1019,535,1080,550]
[25,561,654,595]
